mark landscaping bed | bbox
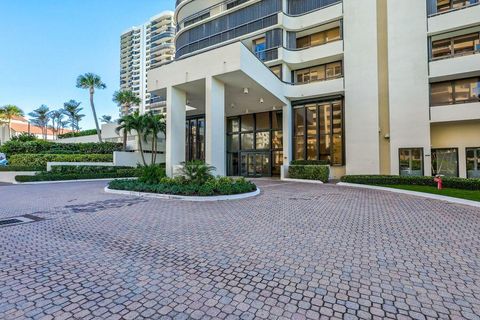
[383,185,480,202]
[0,166,43,172]
[0,140,122,155]
[9,154,113,168]
[340,175,480,190]
[288,160,330,182]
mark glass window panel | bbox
[325,27,340,43]
[241,133,254,150]
[272,131,283,149]
[466,148,480,178]
[272,151,283,176]
[332,133,343,165]
[432,39,452,58]
[241,114,254,131]
[256,112,270,130]
[319,135,331,156]
[319,103,331,135]
[431,82,453,106]
[296,36,310,48]
[227,134,239,152]
[454,78,480,103]
[453,33,478,55]
[307,135,317,160]
[326,62,342,79]
[310,32,326,46]
[227,152,239,176]
[294,108,305,136]
[296,69,309,83]
[399,148,423,176]
[272,111,283,130]
[269,65,282,79]
[294,136,305,160]
[432,149,458,177]
[255,132,270,149]
[332,102,343,134]
[306,105,317,136]
[198,119,205,160]
[228,118,239,132]
[309,65,326,82]
[437,0,451,12]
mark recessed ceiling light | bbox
[243,88,249,94]
[260,98,264,104]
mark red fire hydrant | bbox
[434,175,443,190]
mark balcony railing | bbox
[427,0,479,17]
[254,47,279,62]
[430,47,480,61]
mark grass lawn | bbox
[381,185,480,202]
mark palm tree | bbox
[0,105,24,138]
[76,73,106,142]
[48,109,64,140]
[112,90,142,150]
[112,90,141,115]
[100,115,112,123]
[63,100,84,133]
[29,105,50,140]
[144,112,166,164]
[116,111,147,165]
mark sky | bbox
[0,0,175,129]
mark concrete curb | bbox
[281,178,324,184]
[337,182,480,208]
[104,186,261,202]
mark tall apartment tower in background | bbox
[120,11,175,115]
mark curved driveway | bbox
[1,180,480,319]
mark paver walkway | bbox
[1,180,480,319]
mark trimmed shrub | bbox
[15,170,139,183]
[50,165,138,174]
[340,175,480,191]
[290,160,330,166]
[0,140,122,155]
[108,176,256,196]
[288,165,329,182]
[9,154,113,168]
[57,129,98,139]
[138,164,167,184]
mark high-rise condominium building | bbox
[148,0,480,179]
[120,11,175,114]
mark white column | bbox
[166,86,186,177]
[282,102,293,165]
[205,76,226,176]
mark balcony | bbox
[278,40,343,68]
[431,102,480,122]
[428,2,480,34]
[429,50,480,80]
[284,77,344,99]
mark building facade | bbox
[120,12,175,115]
[148,0,480,179]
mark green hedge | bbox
[50,165,137,174]
[9,154,113,168]
[15,170,139,183]
[290,160,330,166]
[58,129,98,139]
[340,175,480,191]
[0,140,122,155]
[0,166,43,172]
[108,176,257,196]
[288,165,329,182]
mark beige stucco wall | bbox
[431,121,480,178]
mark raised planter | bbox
[0,171,37,184]
[104,186,261,202]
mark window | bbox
[466,147,480,178]
[399,148,423,176]
[294,61,343,84]
[432,148,458,177]
[269,65,282,80]
[431,32,480,59]
[436,0,479,13]
[295,27,341,49]
[185,116,205,161]
[293,100,344,165]
[430,77,480,106]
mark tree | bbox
[63,100,84,133]
[0,105,24,138]
[100,115,112,123]
[48,109,64,140]
[143,112,166,164]
[76,73,106,142]
[112,90,141,115]
[116,111,147,166]
[113,90,142,150]
[28,105,50,140]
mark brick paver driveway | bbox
[1,180,480,320]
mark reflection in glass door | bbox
[241,152,270,177]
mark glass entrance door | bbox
[241,152,270,177]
